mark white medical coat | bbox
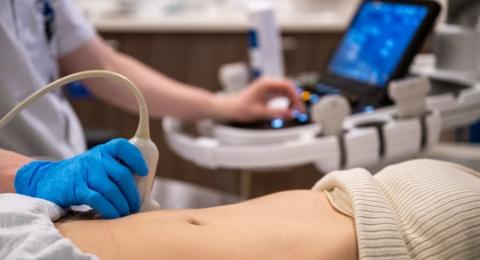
[0,0,95,159]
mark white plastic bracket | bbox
[389,77,431,119]
[311,95,351,136]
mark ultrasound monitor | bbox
[328,1,429,87]
[230,0,440,130]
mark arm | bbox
[59,37,301,122]
[0,149,32,193]
[2,139,148,219]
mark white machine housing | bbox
[163,83,480,172]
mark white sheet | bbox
[0,194,97,260]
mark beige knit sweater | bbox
[313,159,480,260]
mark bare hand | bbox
[216,77,305,123]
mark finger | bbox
[255,106,292,120]
[88,170,130,217]
[80,189,120,219]
[257,78,305,112]
[104,156,142,213]
[275,82,305,112]
[103,139,148,177]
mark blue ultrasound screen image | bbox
[328,1,428,86]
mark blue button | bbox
[363,106,375,114]
[271,119,284,129]
[310,94,320,104]
[297,113,309,123]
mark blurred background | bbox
[75,0,358,19]
[69,0,479,207]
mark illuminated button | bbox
[297,113,309,123]
[363,106,375,114]
[310,94,320,104]
[302,91,311,101]
[271,119,284,129]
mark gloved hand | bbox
[14,138,148,219]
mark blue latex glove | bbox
[15,138,148,219]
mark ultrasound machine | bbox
[163,0,480,173]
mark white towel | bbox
[314,159,480,260]
[0,194,97,260]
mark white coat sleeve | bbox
[54,0,96,57]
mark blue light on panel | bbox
[271,118,285,129]
[297,113,309,123]
[310,94,320,104]
[362,105,375,114]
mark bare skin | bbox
[0,149,32,193]
[1,149,357,259]
[59,37,303,122]
[55,190,358,260]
